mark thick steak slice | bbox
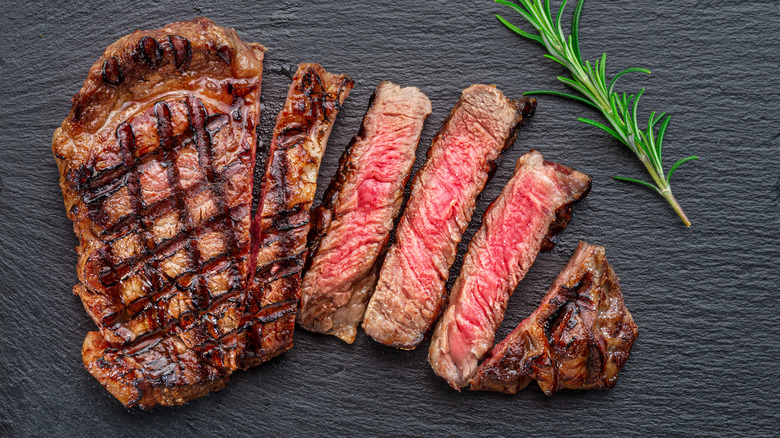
[362,85,536,349]
[470,242,638,395]
[429,150,592,389]
[52,18,265,408]
[298,82,432,343]
[238,64,353,367]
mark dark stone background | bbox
[1,0,778,436]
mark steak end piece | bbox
[297,81,432,343]
[469,241,638,395]
[53,18,266,409]
[239,63,353,368]
[362,84,536,350]
[428,150,592,390]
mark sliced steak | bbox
[298,82,432,343]
[470,241,638,394]
[53,18,265,409]
[428,150,591,389]
[239,64,353,367]
[362,85,536,349]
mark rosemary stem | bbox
[663,190,691,227]
[638,154,692,227]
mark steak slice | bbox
[362,85,536,349]
[298,82,432,343]
[238,64,353,367]
[52,18,265,408]
[429,150,592,389]
[470,241,638,394]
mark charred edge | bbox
[540,177,592,251]
[268,203,308,230]
[298,69,328,120]
[216,45,232,65]
[267,147,291,213]
[302,206,328,276]
[255,251,305,285]
[253,300,297,324]
[102,57,123,85]
[543,274,593,344]
[169,35,192,72]
[321,85,375,211]
[66,165,89,195]
[302,84,376,272]
[518,97,537,118]
[540,204,573,252]
[138,36,163,68]
[333,75,355,111]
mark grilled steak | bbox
[470,241,638,394]
[298,82,432,343]
[429,150,592,389]
[53,18,266,408]
[362,85,536,349]
[240,64,353,366]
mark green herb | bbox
[495,0,698,226]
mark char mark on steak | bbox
[297,81,432,343]
[428,150,591,389]
[362,84,536,350]
[238,63,353,367]
[52,18,266,409]
[470,241,638,395]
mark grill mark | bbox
[102,56,123,85]
[138,36,163,68]
[188,96,243,298]
[98,210,237,287]
[254,249,306,284]
[169,35,192,71]
[95,124,145,291]
[156,99,205,316]
[94,98,246,335]
[109,282,264,357]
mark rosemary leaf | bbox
[495,0,697,226]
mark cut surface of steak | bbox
[470,241,638,395]
[428,150,592,389]
[52,18,265,408]
[298,81,432,343]
[362,84,536,349]
[240,64,353,366]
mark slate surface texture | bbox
[0,0,778,436]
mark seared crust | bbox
[470,241,638,394]
[52,18,266,409]
[238,64,353,368]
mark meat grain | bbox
[429,150,591,389]
[362,85,536,349]
[53,18,266,408]
[470,241,638,394]
[298,82,431,343]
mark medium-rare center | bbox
[362,84,536,349]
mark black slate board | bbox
[1,0,778,436]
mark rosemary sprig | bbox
[495,0,698,226]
